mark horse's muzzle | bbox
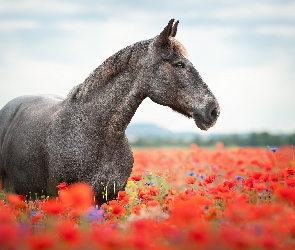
[193,102,220,131]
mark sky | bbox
[0,0,294,135]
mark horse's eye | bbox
[174,62,185,68]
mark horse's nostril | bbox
[210,107,219,121]
[193,105,219,130]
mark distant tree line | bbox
[130,132,295,148]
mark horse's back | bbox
[0,95,64,147]
[0,94,64,194]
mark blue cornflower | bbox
[85,207,104,222]
[235,176,243,181]
[29,211,36,219]
[37,225,45,231]
[188,171,196,177]
[145,182,154,186]
[199,174,206,180]
[204,205,209,210]
[270,147,278,153]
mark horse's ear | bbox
[171,20,179,37]
[158,19,175,44]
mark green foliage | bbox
[130,132,295,148]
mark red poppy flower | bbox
[133,204,143,215]
[6,193,26,209]
[17,194,26,201]
[270,173,278,182]
[236,193,249,203]
[253,182,267,192]
[186,176,196,185]
[205,174,217,184]
[59,182,94,210]
[147,200,160,207]
[31,212,44,224]
[131,175,142,181]
[110,204,126,216]
[0,223,18,249]
[56,181,67,190]
[57,221,81,244]
[250,171,263,179]
[91,225,124,249]
[108,200,117,205]
[259,173,269,182]
[286,178,295,187]
[285,168,295,175]
[189,222,210,245]
[276,186,295,204]
[223,180,235,189]
[41,198,64,215]
[117,191,129,205]
[27,232,55,250]
[221,226,253,249]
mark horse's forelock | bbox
[169,37,188,57]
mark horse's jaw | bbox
[169,106,215,131]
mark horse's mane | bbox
[68,37,187,100]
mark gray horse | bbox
[0,19,219,204]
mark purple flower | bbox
[270,147,278,153]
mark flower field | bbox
[1,144,295,249]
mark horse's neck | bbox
[83,76,146,136]
[106,79,146,133]
[66,41,150,135]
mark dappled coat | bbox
[0,19,219,204]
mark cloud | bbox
[256,25,295,37]
[0,54,86,104]
[209,1,295,20]
[0,0,294,134]
[0,0,83,14]
[0,20,39,31]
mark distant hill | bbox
[126,123,295,147]
[126,123,196,138]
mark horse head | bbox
[143,19,220,130]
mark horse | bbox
[0,19,220,204]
